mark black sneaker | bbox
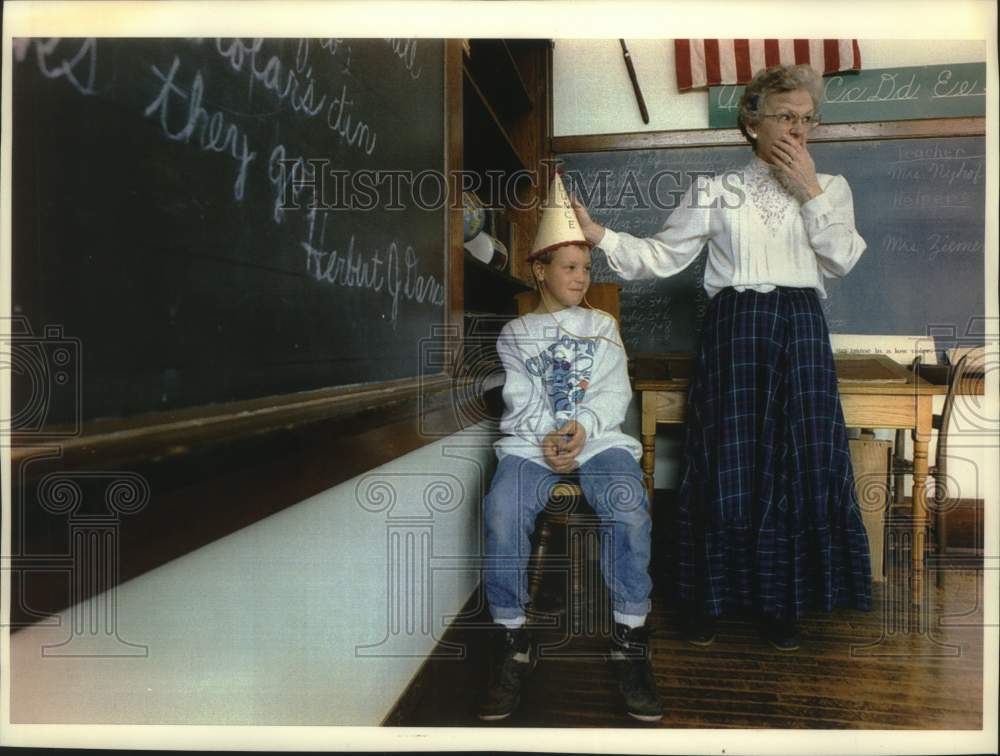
[610,623,664,722]
[680,613,717,647]
[478,626,536,721]
[762,616,800,652]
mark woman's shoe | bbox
[762,617,800,652]
[681,614,717,647]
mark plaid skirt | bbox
[676,287,872,619]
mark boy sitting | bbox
[478,174,662,722]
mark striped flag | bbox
[675,39,861,91]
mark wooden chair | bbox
[512,283,625,629]
[891,347,985,579]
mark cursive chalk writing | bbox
[301,209,445,325]
[712,85,740,112]
[932,69,986,99]
[927,234,982,261]
[824,73,921,105]
[267,144,318,223]
[326,83,378,155]
[214,38,327,118]
[16,37,98,96]
[880,233,982,261]
[384,38,423,79]
[144,56,257,201]
[880,234,920,255]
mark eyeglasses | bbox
[761,112,820,128]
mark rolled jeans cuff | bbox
[490,605,527,623]
[613,598,651,617]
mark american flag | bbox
[675,39,861,91]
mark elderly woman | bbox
[572,64,871,651]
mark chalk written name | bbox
[888,159,984,185]
[880,233,982,260]
[301,209,444,325]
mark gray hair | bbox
[737,64,823,148]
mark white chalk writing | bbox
[144,56,257,202]
[213,38,327,117]
[891,189,978,209]
[301,209,445,325]
[16,37,98,96]
[880,233,982,261]
[927,234,982,261]
[326,83,378,155]
[384,38,423,79]
[932,69,986,99]
[824,73,921,105]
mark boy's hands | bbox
[542,421,588,474]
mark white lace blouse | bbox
[597,156,867,298]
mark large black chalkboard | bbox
[562,135,985,353]
[12,38,446,425]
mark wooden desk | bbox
[633,353,946,605]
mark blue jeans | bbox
[484,448,653,621]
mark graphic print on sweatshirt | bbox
[524,334,598,421]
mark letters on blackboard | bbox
[15,36,442,327]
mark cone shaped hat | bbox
[527,172,592,262]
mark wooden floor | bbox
[386,539,985,729]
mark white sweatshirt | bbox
[494,307,642,466]
[598,156,866,297]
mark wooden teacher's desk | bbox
[632,353,945,605]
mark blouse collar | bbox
[744,154,774,179]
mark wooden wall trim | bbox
[552,117,986,154]
[445,38,465,378]
[11,375,468,475]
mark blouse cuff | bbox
[799,190,835,224]
[595,226,620,252]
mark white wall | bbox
[553,39,987,135]
[9,424,496,726]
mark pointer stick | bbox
[619,39,650,124]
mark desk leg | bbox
[911,395,933,605]
[641,391,656,507]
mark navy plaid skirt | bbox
[676,287,872,619]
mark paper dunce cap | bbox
[527,172,592,262]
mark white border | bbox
[2,1,997,753]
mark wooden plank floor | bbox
[386,534,984,729]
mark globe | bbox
[463,192,485,242]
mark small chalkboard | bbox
[562,134,985,353]
[12,38,446,425]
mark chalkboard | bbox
[12,38,446,425]
[561,135,985,353]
